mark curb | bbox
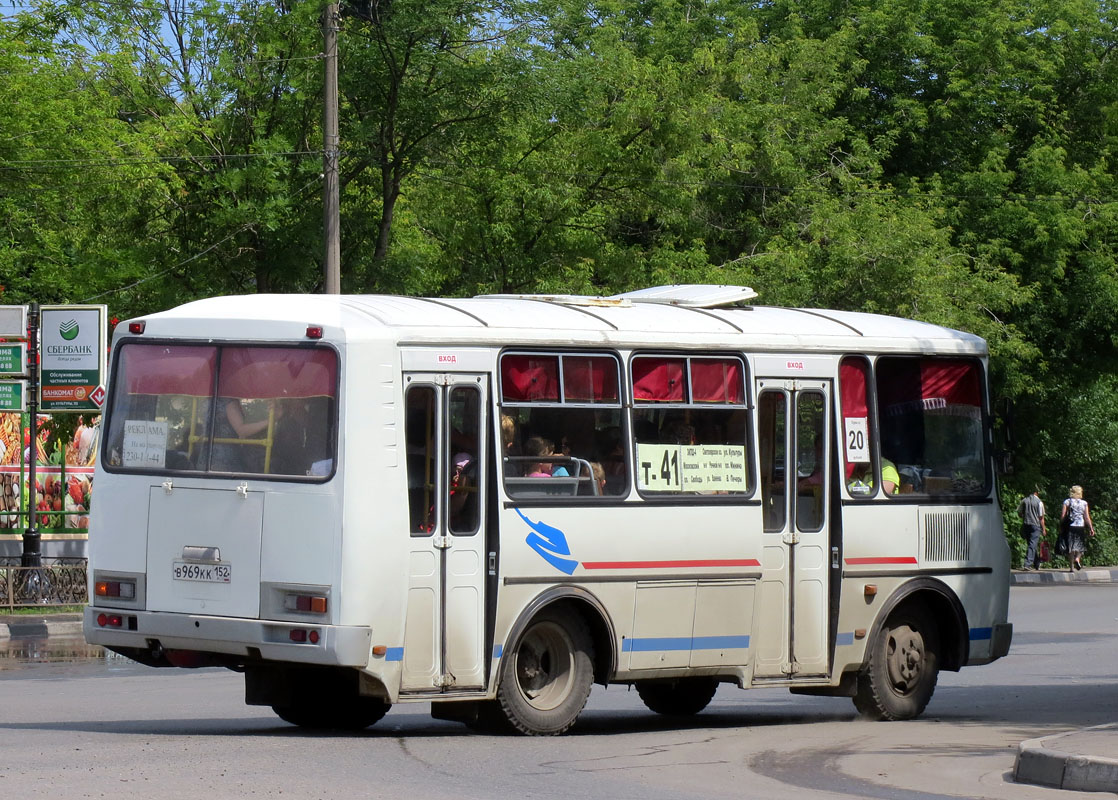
[1010,567,1118,585]
[0,615,83,641]
[1016,724,1118,792]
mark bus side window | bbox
[840,356,878,498]
[500,353,625,500]
[632,355,750,497]
[405,386,438,534]
[758,390,787,531]
[448,385,480,534]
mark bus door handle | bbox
[235,482,249,499]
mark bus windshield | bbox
[103,343,338,479]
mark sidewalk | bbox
[0,612,82,640]
[1010,566,1118,791]
[1011,565,1118,585]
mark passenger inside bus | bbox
[846,458,900,496]
[211,398,270,472]
[523,436,557,478]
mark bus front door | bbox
[755,380,832,679]
[400,374,488,693]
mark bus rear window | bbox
[104,343,338,479]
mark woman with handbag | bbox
[1060,485,1096,571]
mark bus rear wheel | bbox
[637,677,719,716]
[272,696,389,731]
[496,607,594,735]
[854,606,939,721]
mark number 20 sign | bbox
[844,417,870,462]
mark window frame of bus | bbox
[630,352,753,499]
[872,355,991,499]
[839,355,882,500]
[498,350,625,500]
[101,339,340,482]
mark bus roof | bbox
[131,287,988,356]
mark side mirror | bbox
[995,450,1014,476]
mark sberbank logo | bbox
[59,320,79,341]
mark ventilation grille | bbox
[924,511,971,562]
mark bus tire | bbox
[272,696,390,730]
[853,606,939,721]
[496,607,595,735]
[636,677,718,716]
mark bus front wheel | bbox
[853,606,939,721]
[496,607,595,735]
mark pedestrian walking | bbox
[1060,485,1096,571]
[1017,487,1046,570]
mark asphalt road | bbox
[0,584,1115,799]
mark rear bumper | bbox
[990,621,1013,660]
[83,607,372,667]
[967,621,1013,666]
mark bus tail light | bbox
[95,580,136,600]
[128,321,146,334]
[284,593,327,614]
[289,629,320,644]
[96,613,123,628]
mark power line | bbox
[78,223,255,302]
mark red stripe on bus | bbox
[844,557,919,565]
[581,559,761,570]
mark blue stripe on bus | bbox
[493,644,503,660]
[836,632,854,646]
[969,627,993,641]
[385,647,404,662]
[621,635,749,653]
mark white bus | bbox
[85,285,1012,734]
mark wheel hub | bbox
[886,626,925,692]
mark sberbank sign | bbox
[39,305,107,412]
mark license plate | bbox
[172,561,231,583]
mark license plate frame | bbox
[172,561,232,584]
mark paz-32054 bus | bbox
[85,285,1012,734]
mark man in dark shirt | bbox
[1017,487,1047,570]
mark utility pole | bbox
[22,302,40,571]
[323,1,341,294]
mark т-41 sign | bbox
[39,305,107,412]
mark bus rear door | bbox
[400,374,488,693]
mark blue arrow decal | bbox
[516,509,578,575]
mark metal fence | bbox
[0,559,87,611]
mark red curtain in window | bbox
[217,347,337,399]
[840,357,870,478]
[632,358,686,402]
[120,344,216,396]
[840,358,869,419]
[501,355,560,402]
[690,359,744,403]
[562,356,619,403]
[920,360,981,410]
